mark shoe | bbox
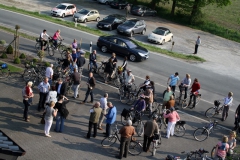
[80,101,85,104]
[77,94,79,98]
[102,132,106,134]
[72,96,76,99]
[45,134,51,137]
[54,129,58,132]
[165,136,169,139]
[23,116,30,119]
[85,136,90,139]
[115,155,122,159]
[25,119,30,122]
[98,127,103,130]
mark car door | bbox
[108,38,118,52]
[88,11,95,21]
[132,21,140,33]
[116,39,128,56]
[66,6,72,16]
[145,7,151,15]
[166,30,172,41]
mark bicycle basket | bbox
[1,63,8,69]
[214,100,221,106]
[36,38,40,42]
[121,108,130,118]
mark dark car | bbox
[130,5,157,17]
[110,0,128,9]
[117,19,146,37]
[97,35,149,62]
[97,14,126,30]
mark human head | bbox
[94,102,100,108]
[198,36,200,38]
[50,64,53,68]
[186,74,190,79]
[222,135,228,143]
[169,107,175,112]
[109,58,113,63]
[146,75,150,80]
[49,101,56,107]
[107,102,113,108]
[58,78,63,84]
[175,72,179,76]
[229,131,236,138]
[127,69,131,75]
[104,93,108,98]
[112,53,116,58]
[58,95,64,101]
[167,86,171,92]
[27,81,33,87]
[73,39,77,43]
[51,85,56,91]
[93,50,96,54]
[140,94,145,99]
[89,72,93,78]
[72,48,76,53]
[124,56,128,61]
[57,29,60,33]
[44,77,48,83]
[43,29,47,33]
[194,78,198,83]
[126,120,132,126]
[228,92,233,97]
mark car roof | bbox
[133,5,146,8]
[104,35,134,42]
[108,14,125,18]
[59,3,75,6]
[156,27,169,31]
[127,19,141,22]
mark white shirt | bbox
[40,32,49,39]
[45,91,57,103]
[100,97,108,110]
[196,38,201,45]
[223,97,233,106]
[125,73,135,85]
[38,82,50,93]
[45,67,53,79]
[181,77,191,86]
[144,79,150,86]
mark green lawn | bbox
[0,61,23,72]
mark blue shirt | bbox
[169,75,179,86]
[106,106,117,124]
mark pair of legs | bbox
[188,92,197,108]
[90,62,98,72]
[222,105,229,121]
[23,99,30,121]
[118,137,130,158]
[166,121,176,138]
[44,120,53,136]
[143,135,153,152]
[194,44,199,54]
[83,88,93,103]
[179,85,188,99]
[38,92,48,111]
[106,123,112,137]
[98,109,107,129]
[40,40,47,50]
[55,113,65,132]
[87,121,97,138]
[72,84,79,98]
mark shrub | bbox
[19,53,26,59]
[37,50,45,58]
[13,57,21,64]
[1,53,8,59]
[32,58,38,63]
[6,45,13,54]
[0,40,6,46]
[45,62,50,67]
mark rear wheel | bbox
[211,147,216,158]
[83,19,87,23]
[136,121,144,137]
[101,45,108,53]
[101,136,117,147]
[97,65,105,77]
[129,54,136,62]
[141,29,146,35]
[96,17,100,22]
[128,141,142,155]
[48,46,55,56]
[22,69,32,81]
[161,39,165,45]
[62,13,65,18]
[205,107,216,118]
[35,42,41,51]
[130,31,134,37]
[193,128,209,142]
[181,97,190,109]
[120,90,129,104]
[174,124,185,137]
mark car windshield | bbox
[77,9,89,15]
[152,28,165,35]
[122,20,136,27]
[56,4,67,10]
[103,16,115,22]
[125,40,137,48]
[132,5,141,10]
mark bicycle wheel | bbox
[120,91,129,104]
[211,147,216,158]
[101,136,117,147]
[193,128,209,142]
[136,121,144,137]
[97,65,105,77]
[58,44,66,53]
[174,124,185,137]
[35,42,41,51]
[22,69,33,81]
[0,68,10,78]
[61,50,68,59]
[128,141,142,155]
[48,46,55,56]
[181,98,190,109]
[205,107,216,118]
[152,142,157,156]
[127,93,136,105]
[195,95,201,106]
[114,78,120,88]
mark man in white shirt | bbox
[98,93,108,130]
[222,92,233,121]
[40,29,50,51]
[37,77,50,111]
[194,36,201,54]
[45,64,54,85]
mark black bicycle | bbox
[101,124,142,156]
[181,92,201,109]
[205,100,224,118]
[35,37,55,56]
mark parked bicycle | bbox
[181,92,201,109]
[193,120,218,142]
[101,124,142,156]
[0,63,10,79]
[97,61,107,77]
[119,83,137,105]
[205,100,224,118]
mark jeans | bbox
[55,113,65,132]
[98,109,107,128]
[222,105,229,121]
[189,93,197,107]
[106,123,112,137]
[23,99,30,120]
[38,92,48,111]
[83,88,93,102]
[194,44,199,54]
[143,134,153,151]
[48,79,52,86]
[166,121,176,138]
[87,121,97,138]
[169,85,176,93]
[53,39,58,48]
[78,67,83,77]
[90,62,97,72]
[44,120,53,135]
[72,84,79,98]
[119,137,130,158]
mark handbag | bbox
[40,112,46,124]
[61,107,69,119]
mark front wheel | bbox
[129,54,136,62]
[193,128,209,142]
[101,136,117,147]
[181,98,190,109]
[61,50,68,59]
[128,141,142,155]
[174,124,185,137]
[48,46,55,56]
[35,42,41,51]
[101,45,108,53]
[205,107,216,118]
[211,147,216,158]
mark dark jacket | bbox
[89,53,97,62]
[71,72,81,85]
[55,82,67,96]
[61,59,70,69]
[104,61,114,74]
[111,57,118,68]
[76,56,86,68]
[54,100,69,117]
[87,77,96,89]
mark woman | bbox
[104,58,114,83]
[227,131,237,157]
[45,86,57,105]
[44,101,57,137]
[111,53,118,77]
[149,81,155,99]
[52,29,62,49]
[166,95,175,110]
[144,87,153,115]
[54,95,69,133]
[214,135,229,160]
[222,92,233,121]
[24,81,34,122]
[25,81,34,104]
[163,107,180,139]
[72,39,77,49]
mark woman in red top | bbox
[52,29,62,49]
[25,81,34,104]
[188,78,200,108]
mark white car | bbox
[51,3,77,18]
[97,0,113,5]
[148,27,173,45]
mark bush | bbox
[19,53,26,59]
[32,58,38,63]
[37,50,45,58]
[45,62,50,67]
[13,57,21,64]
[0,40,6,46]
[1,53,8,59]
[6,45,13,54]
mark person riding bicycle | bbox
[167,72,180,95]
[39,29,50,51]
[179,74,191,100]
[137,75,150,96]
[214,135,229,160]
[222,92,233,121]
[89,50,97,72]
[234,104,240,130]
[61,51,71,70]
[188,78,200,108]
[133,94,146,113]
[52,29,62,49]
[124,70,135,96]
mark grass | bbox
[0,60,23,72]
[0,4,205,62]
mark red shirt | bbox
[191,82,200,92]
[25,86,33,96]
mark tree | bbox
[171,0,178,15]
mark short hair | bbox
[112,53,116,57]
[228,92,233,96]
[44,77,48,80]
[58,78,63,82]
[49,101,55,107]
[58,95,64,100]
[27,81,33,87]
[186,74,190,78]
[95,102,100,107]
[107,102,112,106]
[126,120,132,126]
[222,135,228,143]
[43,29,46,32]
[57,29,60,32]
[50,64,53,67]
[51,85,56,91]
[104,93,108,97]
[175,72,179,76]
[146,75,150,79]
[194,78,198,82]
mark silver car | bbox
[117,19,146,37]
[97,0,113,5]
[73,9,100,23]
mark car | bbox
[97,0,113,5]
[117,19,146,37]
[110,0,128,9]
[97,14,126,30]
[73,9,100,23]
[97,35,149,62]
[130,5,157,17]
[148,27,173,45]
[51,3,77,18]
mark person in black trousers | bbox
[55,78,67,97]
[81,72,96,104]
[37,77,50,111]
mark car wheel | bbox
[141,13,144,17]
[161,39,165,45]
[83,19,87,23]
[62,13,65,18]
[129,54,136,62]
[170,36,173,42]
[141,29,146,35]
[130,31,134,37]
[119,6,122,9]
[96,17,100,22]
[101,46,108,53]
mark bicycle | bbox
[152,133,161,156]
[104,71,121,88]
[97,61,107,77]
[101,124,142,156]
[205,100,224,118]
[119,83,137,105]
[35,37,55,56]
[193,120,218,142]
[175,84,186,105]
[181,92,201,109]
[87,61,98,73]
[0,63,10,79]
[211,146,240,160]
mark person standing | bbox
[227,131,237,157]
[55,78,67,97]
[22,81,34,122]
[125,4,131,18]
[234,104,240,130]
[89,50,97,72]
[222,92,233,121]
[188,78,200,108]
[167,72,179,94]
[179,74,191,100]
[37,77,50,111]
[54,95,69,133]
[45,64,54,85]
[105,102,117,137]
[104,58,114,83]
[81,72,96,104]
[143,115,159,152]
[71,49,78,63]
[76,53,86,76]
[87,102,102,139]
[72,39,78,49]
[116,120,135,159]
[71,68,81,99]
[194,36,201,54]
[111,53,118,77]
[214,136,229,160]
[45,86,57,105]
[162,86,173,109]
[44,101,57,137]
[144,86,153,115]
[98,93,108,130]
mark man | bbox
[188,78,200,108]
[180,74,191,100]
[89,50,97,72]
[143,114,159,152]
[116,120,135,159]
[55,78,67,97]
[162,86,173,109]
[39,29,50,51]
[105,102,117,137]
[137,75,150,96]
[98,93,108,130]
[124,70,135,96]
[76,53,86,76]
[234,104,240,130]
[144,86,154,115]
[86,102,102,139]
[37,77,50,111]
[194,36,201,54]
[76,47,86,57]
[71,48,78,63]
[81,72,96,104]
[45,64,53,85]
[222,92,233,121]
[71,68,81,99]
[167,72,180,94]
[125,4,131,18]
